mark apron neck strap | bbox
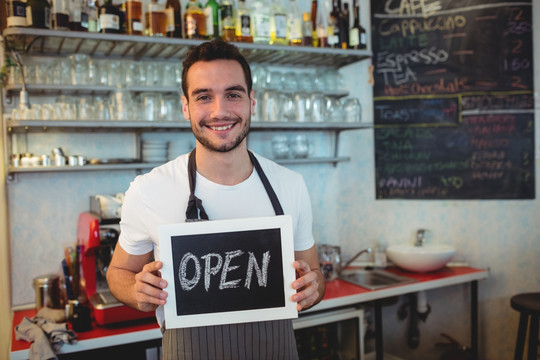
[185,149,284,221]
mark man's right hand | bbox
[133,261,168,312]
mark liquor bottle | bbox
[125,0,142,35]
[166,0,182,38]
[315,0,329,47]
[302,12,312,46]
[252,0,270,44]
[99,0,122,33]
[145,0,167,36]
[349,0,366,49]
[310,0,318,47]
[69,0,86,31]
[269,0,287,45]
[7,0,27,27]
[328,0,340,48]
[184,0,206,39]
[204,0,220,39]
[235,0,252,42]
[220,0,235,41]
[287,0,302,46]
[26,0,51,29]
[341,1,350,48]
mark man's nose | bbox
[210,98,230,118]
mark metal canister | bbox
[33,274,63,310]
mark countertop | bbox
[11,266,488,359]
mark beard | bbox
[191,114,251,153]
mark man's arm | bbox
[292,245,325,311]
[106,243,168,312]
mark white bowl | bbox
[386,244,456,273]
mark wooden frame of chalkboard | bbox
[371,0,535,199]
[159,215,297,329]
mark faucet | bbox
[341,247,372,270]
[415,229,426,247]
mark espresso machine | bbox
[77,203,154,325]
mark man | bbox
[107,39,325,359]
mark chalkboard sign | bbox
[371,0,535,199]
[159,216,297,329]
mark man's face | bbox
[181,59,255,153]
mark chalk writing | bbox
[178,250,271,292]
[372,0,535,199]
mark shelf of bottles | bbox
[2,27,371,68]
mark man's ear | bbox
[181,95,190,121]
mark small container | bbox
[11,154,21,167]
[33,274,63,310]
[66,299,92,332]
[41,154,52,166]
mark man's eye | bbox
[228,93,242,99]
[196,95,211,101]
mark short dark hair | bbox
[181,40,252,99]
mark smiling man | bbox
[107,40,325,360]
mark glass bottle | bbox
[269,0,287,45]
[287,0,303,46]
[341,1,350,48]
[125,0,142,35]
[99,0,122,33]
[68,0,85,31]
[302,12,312,46]
[83,0,99,32]
[51,0,70,30]
[349,0,366,49]
[310,0,318,47]
[26,0,51,29]
[315,0,329,47]
[235,0,252,43]
[184,0,206,39]
[7,0,27,28]
[328,0,341,48]
[251,0,270,44]
[165,0,182,38]
[220,0,235,42]
[145,0,167,36]
[204,0,220,39]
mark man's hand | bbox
[291,259,323,311]
[133,261,169,312]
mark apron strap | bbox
[185,149,284,220]
[248,151,284,216]
[185,149,209,221]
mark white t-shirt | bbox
[118,151,315,325]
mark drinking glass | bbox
[272,135,290,159]
[310,92,325,123]
[162,63,176,87]
[252,65,268,90]
[290,134,310,158]
[160,94,180,121]
[263,90,280,122]
[69,54,89,85]
[124,61,141,87]
[78,97,95,121]
[325,96,344,123]
[112,89,133,121]
[343,97,362,123]
[281,71,298,93]
[140,92,160,121]
[108,60,126,87]
[279,92,297,122]
[294,92,311,123]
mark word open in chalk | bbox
[170,228,285,316]
[178,250,271,291]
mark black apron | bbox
[161,150,299,360]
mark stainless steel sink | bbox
[338,269,417,290]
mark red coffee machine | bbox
[77,211,155,325]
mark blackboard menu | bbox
[371,0,535,199]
